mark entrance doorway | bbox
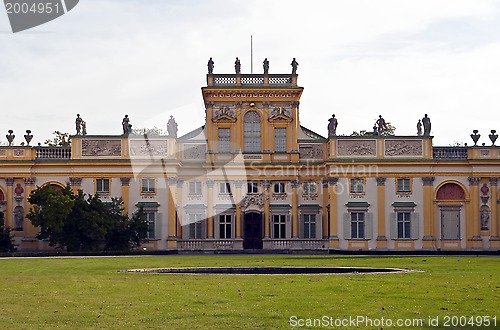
[243,212,263,249]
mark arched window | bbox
[244,111,261,152]
[436,183,465,200]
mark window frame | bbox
[274,127,287,153]
[219,182,232,195]
[303,214,316,239]
[397,211,411,239]
[141,178,156,194]
[272,214,287,239]
[396,177,412,194]
[188,181,202,196]
[273,182,286,195]
[247,181,259,195]
[218,127,231,153]
[303,181,318,195]
[95,178,110,194]
[243,111,261,153]
[349,178,365,194]
[350,212,365,239]
[219,214,232,239]
[189,213,203,239]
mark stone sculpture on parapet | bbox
[376,115,388,135]
[75,114,83,135]
[328,114,338,137]
[417,119,422,136]
[207,57,214,74]
[263,58,269,74]
[122,115,131,136]
[422,114,431,136]
[167,115,178,138]
[291,58,299,74]
[235,57,241,74]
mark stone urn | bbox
[489,130,498,146]
[24,130,33,146]
[470,130,480,146]
[6,130,15,146]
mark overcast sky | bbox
[1,0,500,146]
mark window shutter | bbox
[155,213,162,240]
[390,213,398,240]
[343,213,351,239]
[411,213,419,240]
[365,213,373,239]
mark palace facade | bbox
[1,68,499,252]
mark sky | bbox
[1,0,500,146]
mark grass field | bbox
[0,255,498,329]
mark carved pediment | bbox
[269,107,292,123]
[239,193,268,211]
[213,106,236,123]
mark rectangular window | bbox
[189,214,203,239]
[273,214,286,239]
[273,182,286,194]
[350,178,364,194]
[220,182,231,195]
[96,178,110,193]
[397,212,411,239]
[350,212,365,239]
[219,214,232,239]
[247,182,259,194]
[145,212,156,239]
[218,128,230,153]
[274,128,286,152]
[303,214,316,239]
[303,182,317,195]
[189,181,202,195]
[397,178,411,193]
[141,178,155,193]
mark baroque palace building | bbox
[1,61,500,252]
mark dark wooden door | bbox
[244,212,263,249]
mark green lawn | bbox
[0,255,498,329]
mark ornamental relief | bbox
[204,91,301,99]
[82,140,121,157]
[213,105,236,121]
[129,140,168,157]
[299,144,323,159]
[385,140,422,157]
[337,140,376,157]
[183,144,206,160]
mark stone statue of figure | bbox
[122,115,130,135]
[75,114,83,135]
[167,115,178,138]
[422,114,431,136]
[207,57,214,74]
[481,210,490,230]
[263,58,269,74]
[235,57,241,74]
[328,114,338,137]
[417,119,422,136]
[81,121,87,135]
[376,115,388,135]
[291,58,299,74]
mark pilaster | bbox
[234,180,243,238]
[376,177,387,249]
[5,178,14,228]
[328,177,339,248]
[119,177,131,215]
[23,177,37,238]
[69,177,82,195]
[166,177,178,248]
[421,176,436,249]
[468,177,482,249]
[176,180,184,239]
[490,178,500,248]
[321,179,329,239]
[291,180,299,238]
[206,180,214,238]
[263,180,271,238]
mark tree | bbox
[0,212,15,252]
[44,131,71,146]
[350,122,396,136]
[27,184,148,252]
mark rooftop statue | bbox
[291,58,299,74]
[376,115,388,135]
[207,57,214,74]
[167,115,178,138]
[263,58,269,74]
[122,115,130,135]
[417,119,422,136]
[328,114,338,137]
[235,57,241,74]
[75,114,83,135]
[422,114,431,136]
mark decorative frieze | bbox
[468,177,480,186]
[69,177,83,186]
[421,177,435,186]
[129,140,168,157]
[82,140,121,157]
[337,140,376,157]
[120,177,131,186]
[384,140,423,157]
[299,144,323,159]
[183,144,206,160]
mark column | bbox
[321,180,329,239]
[468,177,482,248]
[234,180,243,238]
[176,180,184,239]
[5,178,14,228]
[489,178,499,247]
[262,102,270,154]
[207,180,214,238]
[263,180,271,238]
[69,177,83,195]
[23,177,37,238]
[291,180,300,238]
[205,102,214,153]
[290,101,300,157]
[421,177,436,249]
[119,177,130,215]
[166,177,178,248]
[376,177,387,249]
[328,177,339,248]
[235,102,243,152]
